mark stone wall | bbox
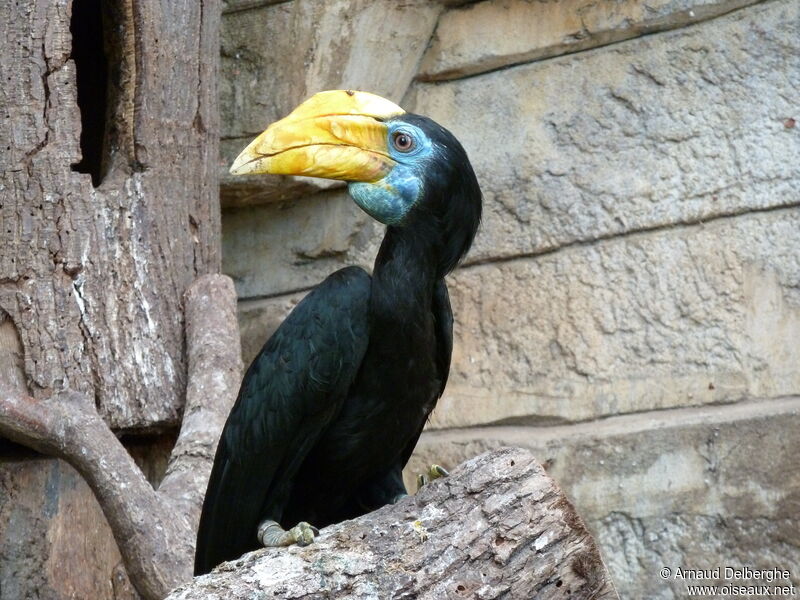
[220,0,800,596]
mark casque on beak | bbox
[229,90,405,183]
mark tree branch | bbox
[158,274,243,525]
[0,274,243,600]
[166,448,619,600]
[0,390,183,599]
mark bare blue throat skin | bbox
[348,168,422,225]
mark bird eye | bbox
[392,131,415,153]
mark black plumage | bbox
[194,114,481,576]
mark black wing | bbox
[431,279,454,400]
[335,278,455,514]
[399,278,453,470]
[194,266,371,575]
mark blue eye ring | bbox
[391,130,416,153]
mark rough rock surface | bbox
[236,205,800,427]
[168,448,618,600]
[228,0,799,297]
[436,209,800,427]
[218,1,800,599]
[231,0,800,427]
[223,191,379,299]
[408,0,800,265]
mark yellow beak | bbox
[229,90,406,182]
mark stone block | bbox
[419,0,760,80]
[224,1,799,298]
[222,190,381,300]
[238,294,303,367]
[236,209,800,423]
[409,0,800,265]
[435,209,800,427]
[406,396,800,598]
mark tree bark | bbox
[0,0,220,430]
[167,448,619,600]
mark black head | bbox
[348,113,483,275]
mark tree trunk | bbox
[0,0,220,429]
[0,0,222,597]
[167,448,619,600]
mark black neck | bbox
[370,219,442,320]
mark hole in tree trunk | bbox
[70,0,109,187]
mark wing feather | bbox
[194,266,371,575]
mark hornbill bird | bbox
[194,90,482,576]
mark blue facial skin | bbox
[348,122,435,226]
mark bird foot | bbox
[257,519,319,547]
[416,464,449,492]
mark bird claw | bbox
[288,521,319,546]
[416,463,449,492]
[257,519,319,547]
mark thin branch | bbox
[0,390,183,599]
[159,274,243,525]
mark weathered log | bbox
[167,447,618,600]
